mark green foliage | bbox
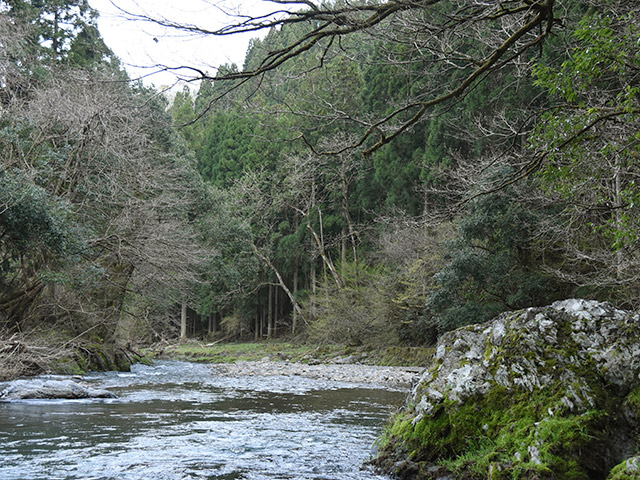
[170,0,640,343]
[175,7,567,342]
[4,0,102,63]
[196,188,259,316]
[607,457,640,480]
[532,12,640,246]
[370,141,424,215]
[426,183,570,332]
[196,112,289,187]
[0,1,211,352]
[526,9,640,301]
[66,24,120,69]
[534,13,639,105]
[0,171,73,257]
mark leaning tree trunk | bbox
[253,245,308,327]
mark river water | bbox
[0,360,405,480]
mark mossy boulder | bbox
[372,299,640,479]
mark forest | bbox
[0,0,639,375]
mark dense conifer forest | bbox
[1,0,639,374]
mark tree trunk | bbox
[310,259,317,320]
[180,302,187,341]
[274,285,279,337]
[306,209,344,288]
[53,9,60,59]
[342,177,358,272]
[267,284,274,339]
[341,227,347,278]
[254,308,260,341]
[292,268,299,335]
[100,260,135,346]
[615,162,624,279]
[300,184,344,289]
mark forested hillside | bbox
[1,0,638,376]
[167,0,640,345]
[0,0,211,376]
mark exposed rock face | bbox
[0,379,117,400]
[373,300,640,479]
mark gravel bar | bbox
[211,360,423,387]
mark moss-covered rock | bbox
[372,299,640,479]
[608,456,640,479]
[67,344,132,373]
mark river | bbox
[0,360,405,480]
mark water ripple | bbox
[0,361,402,480]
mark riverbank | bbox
[0,336,432,384]
[151,341,434,368]
[149,341,431,387]
[0,334,137,381]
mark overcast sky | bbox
[87,0,270,89]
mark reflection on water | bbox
[0,360,404,480]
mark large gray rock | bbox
[373,299,640,479]
[0,379,117,400]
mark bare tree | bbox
[1,50,210,351]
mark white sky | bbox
[87,0,273,89]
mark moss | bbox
[130,353,153,366]
[379,346,434,366]
[63,344,132,373]
[155,341,433,367]
[484,343,495,363]
[159,341,330,364]
[113,350,131,372]
[624,385,640,414]
[377,383,613,479]
[53,357,87,376]
[607,457,640,479]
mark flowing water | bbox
[0,360,405,480]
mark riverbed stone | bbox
[372,299,640,479]
[0,378,117,400]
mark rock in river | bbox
[0,379,117,400]
[372,299,640,479]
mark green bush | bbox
[306,261,400,346]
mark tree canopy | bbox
[158,0,639,343]
[2,0,639,361]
